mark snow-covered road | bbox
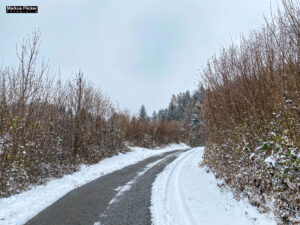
[151,147,276,225]
[0,144,188,225]
[0,145,277,225]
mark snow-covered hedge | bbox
[201,1,300,223]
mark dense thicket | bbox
[0,32,126,197]
[118,113,183,147]
[202,1,300,223]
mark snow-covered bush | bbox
[0,32,127,197]
[201,1,300,223]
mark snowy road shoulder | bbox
[0,143,188,225]
[151,147,277,225]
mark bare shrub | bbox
[0,32,126,197]
[202,1,300,223]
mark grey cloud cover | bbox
[0,0,280,114]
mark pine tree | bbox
[191,108,201,128]
[138,105,147,120]
[158,109,168,121]
[151,111,158,122]
[167,101,178,121]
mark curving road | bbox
[25,149,190,225]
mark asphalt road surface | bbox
[25,149,189,225]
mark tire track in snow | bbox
[151,147,277,225]
[151,148,198,225]
[165,148,198,225]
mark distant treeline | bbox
[0,32,205,197]
[120,88,205,148]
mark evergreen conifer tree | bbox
[151,111,158,122]
[138,105,147,120]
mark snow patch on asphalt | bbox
[151,147,277,225]
[108,151,179,206]
[109,157,166,205]
[0,143,188,225]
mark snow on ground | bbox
[0,143,188,225]
[151,147,277,225]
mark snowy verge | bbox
[0,143,189,225]
[151,147,277,225]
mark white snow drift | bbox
[0,143,188,225]
[151,147,277,225]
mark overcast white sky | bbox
[0,0,281,115]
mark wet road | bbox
[25,149,189,225]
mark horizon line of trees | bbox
[113,87,206,149]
